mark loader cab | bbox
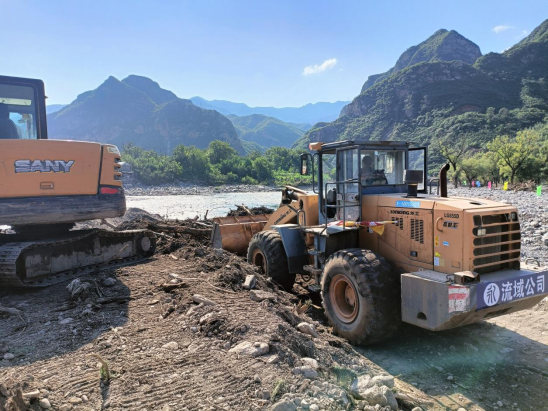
[0,75,48,140]
[301,140,427,225]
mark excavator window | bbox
[0,83,38,140]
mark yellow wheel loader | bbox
[212,140,548,345]
[0,75,156,287]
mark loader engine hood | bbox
[375,194,520,276]
[0,140,104,198]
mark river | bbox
[0,191,282,230]
[126,191,281,220]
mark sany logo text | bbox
[14,160,75,173]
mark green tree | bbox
[487,129,539,183]
[207,141,238,165]
[460,153,487,187]
[251,157,273,183]
[434,132,470,187]
[480,151,501,186]
[172,145,210,180]
[264,147,301,171]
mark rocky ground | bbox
[1,189,547,411]
[0,211,415,411]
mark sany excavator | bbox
[0,75,156,287]
[212,140,548,345]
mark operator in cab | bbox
[0,103,19,139]
[361,154,387,185]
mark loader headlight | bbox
[477,228,486,236]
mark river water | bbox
[126,191,282,220]
[0,192,282,230]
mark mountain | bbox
[190,97,349,124]
[228,114,311,151]
[48,76,244,155]
[360,29,482,92]
[295,20,548,153]
[46,104,66,114]
[121,75,178,104]
[516,18,548,45]
[189,96,231,114]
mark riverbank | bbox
[124,182,280,196]
[126,191,281,220]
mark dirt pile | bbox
[0,211,418,411]
[509,180,539,191]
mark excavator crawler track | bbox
[0,229,156,287]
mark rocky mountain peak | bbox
[518,18,548,45]
[122,75,178,105]
[361,29,481,93]
[48,76,244,155]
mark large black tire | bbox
[247,230,296,291]
[321,249,401,345]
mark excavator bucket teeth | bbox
[211,215,270,255]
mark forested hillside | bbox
[296,19,548,160]
[228,114,310,152]
[48,75,245,155]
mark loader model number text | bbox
[14,160,75,174]
[444,213,460,219]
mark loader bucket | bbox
[210,215,270,255]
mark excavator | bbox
[212,140,548,345]
[0,75,156,287]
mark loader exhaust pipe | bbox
[439,163,450,198]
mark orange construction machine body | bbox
[0,75,155,287]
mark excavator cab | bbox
[0,75,48,140]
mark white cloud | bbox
[517,29,529,39]
[493,25,513,34]
[302,58,337,76]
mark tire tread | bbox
[321,248,400,345]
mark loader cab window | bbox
[0,84,38,140]
[360,149,405,186]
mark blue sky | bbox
[2,1,547,107]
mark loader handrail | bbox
[428,178,440,195]
[324,179,362,231]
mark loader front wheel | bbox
[321,249,400,345]
[247,230,295,291]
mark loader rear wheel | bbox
[321,249,400,345]
[247,230,295,291]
